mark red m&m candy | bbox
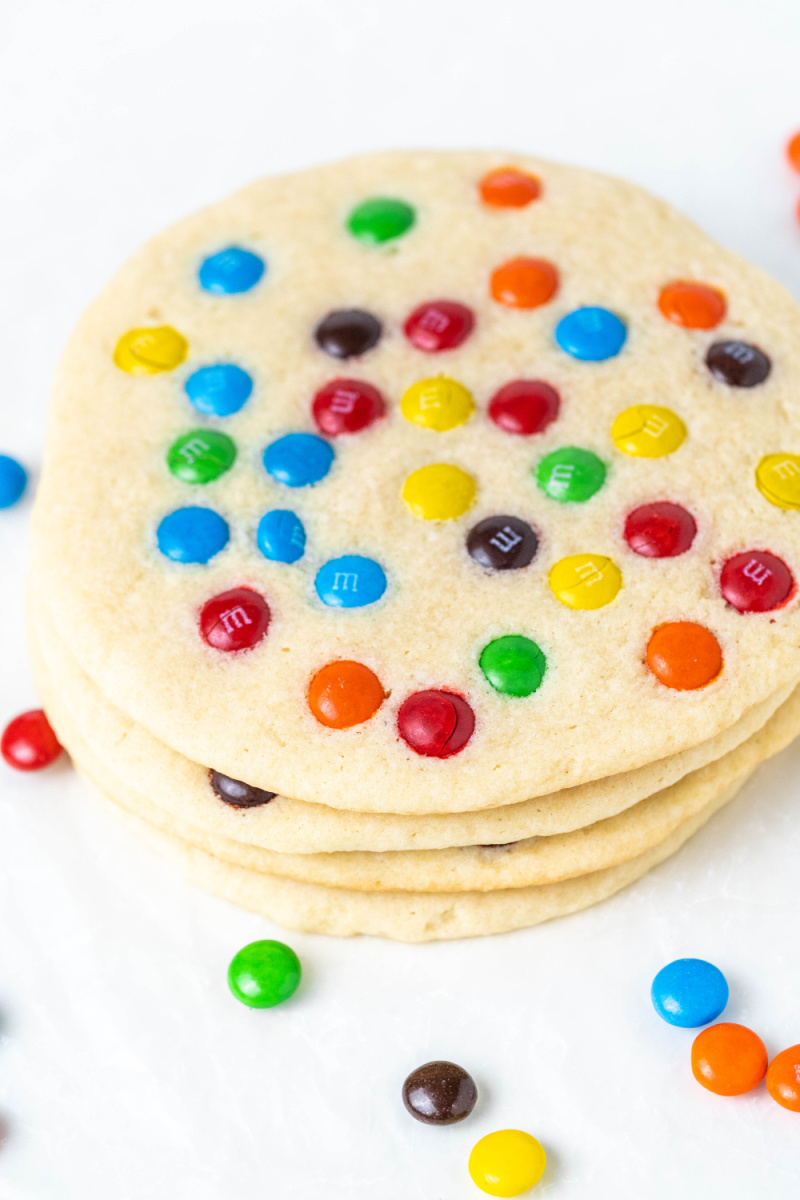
[397,690,474,758]
[200,588,271,652]
[1,709,63,770]
[719,551,795,613]
[488,380,560,436]
[623,502,697,558]
[404,301,474,352]
[312,378,386,436]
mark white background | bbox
[2,1,800,1196]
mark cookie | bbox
[31,151,800,814]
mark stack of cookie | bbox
[29,151,800,940]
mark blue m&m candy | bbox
[263,433,334,488]
[555,307,627,361]
[0,454,27,508]
[198,247,265,295]
[651,958,729,1028]
[156,507,230,563]
[315,556,387,608]
[257,510,306,564]
[185,364,253,417]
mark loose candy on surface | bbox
[400,377,474,431]
[227,939,301,1008]
[535,447,606,503]
[623,503,697,558]
[468,1129,547,1197]
[257,509,306,563]
[199,588,271,652]
[766,1044,800,1112]
[549,554,622,610]
[312,378,386,435]
[706,341,771,387]
[554,307,627,361]
[646,623,723,691]
[403,463,476,520]
[314,309,382,359]
[401,1061,477,1125]
[307,661,385,729]
[658,281,726,329]
[610,405,686,458]
[479,167,541,207]
[263,433,334,488]
[166,430,237,484]
[156,507,230,564]
[404,300,475,352]
[347,196,416,244]
[479,636,547,697]
[209,769,276,809]
[1,710,63,771]
[114,326,188,375]
[314,556,387,608]
[651,958,729,1027]
[787,131,800,173]
[487,380,560,435]
[466,515,538,570]
[198,246,265,294]
[490,257,559,309]
[184,364,253,417]
[0,454,27,509]
[397,691,475,758]
[691,1023,768,1096]
[719,551,794,613]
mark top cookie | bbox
[32,150,800,814]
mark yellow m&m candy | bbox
[755,453,800,510]
[401,376,474,431]
[403,463,476,520]
[611,405,686,457]
[549,554,622,609]
[114,326,188,375]
[468,1129,547,1197]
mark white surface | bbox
[2,1,800,1196]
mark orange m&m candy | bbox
[658,282,726,330]
[308,660,385,729]
[490,258,559,310]
[479,167,541,208]
[766,1044,800,1112]
[787,131,800,173]
[691,1023,768,1096]
[646,622,722,690]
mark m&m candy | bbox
[490,257,558,309]
[347,196,416,244]
[199,588,270,652]
[488,380,560,436]
[156,507,230,563]
[198,246,265,294]
[402,1061,477,1125]
[314,309,382,359]
[227,940,301,1008]
[479,636,547,697]
[398,691,474,758]
[1,710,63,770]
[468,1129,547,1196]
[185,364,253,417]
[755,454,800,510]
[403,464,476,520]
[312,378,386,435]
[555,307,627,361]
[651,958,729,1027]
[307,660,385,728]
[114,326,188,375]
[658,281,726,329]
[536,447,606,503]
[549,554,622,610]
[706,341,771,388]
[479,167,541,207]
[467,516,538,570]
[766,1044,800,1112]
[646,623,722,690]
[263,433,334,488]
[209,769,276,808]
[691,1023,768,1096]
[719,551,794,613]
[787,131,800,173]
[623,503,697,558]
[257,509,306,563]
[167,430,237,484]
[611,405,686,458]
[314,556,387,608]
[401,377,474,431]
[404,300,474,352]
[0,454,27,509]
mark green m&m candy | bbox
[479,635,547,697]
[167,429,236,484]
[535,446,606,503]
[227,939,302,1008]
[347,197,416,245]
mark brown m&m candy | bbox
[705,341,771,388]
[209,769,276,808]
[467,515,538,570]
[314,309,382,359]
[402,1061,478,1125]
